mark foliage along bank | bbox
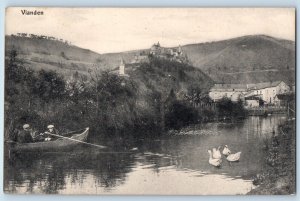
[5,50,247,141]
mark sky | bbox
[6,8,295,53]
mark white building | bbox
[246,81,290,105]
[208,84,247,102]
[244,91,261,108]
[209,81,290,106]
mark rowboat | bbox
[8,127,92,153]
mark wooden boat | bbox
[8,127,91,153]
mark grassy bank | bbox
[248,120,296,195]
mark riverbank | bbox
[248,119,296,195]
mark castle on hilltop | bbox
[130,42,189,64]
[149,42,188,63]
[113,42,190,77]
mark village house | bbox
[243,91,262,108]
[208,83,247,102]
[244,95,261,107]
[209,81,290,107]
[246,81,290,106]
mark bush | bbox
[216,97,246,118]
[165,101,198,130]
[200,109,216,122]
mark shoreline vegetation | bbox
[248,120,296,195]
[5,49,247,142]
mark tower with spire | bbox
[119,58,125,76]
[178,45,182,54]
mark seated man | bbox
[43,125,60,141]
[17,124,34,143]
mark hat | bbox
[47,125,54,129]
[23,124,30,129]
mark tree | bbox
[5,49,43,137]
[32,70,66,102]
[65,76,86,104]
[216,97,234,117]
[87,68,139,134]
[60,51,68,59]
[165,101,198,130]
[216,97,246,118]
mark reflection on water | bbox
[4,115,287,194]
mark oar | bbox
[45,133,107,149]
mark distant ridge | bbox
[99,34,295,84]
[5,35,103,77]
[181,35,295,84]
[5,34,295,84]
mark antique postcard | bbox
[4,8,295,195]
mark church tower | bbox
[178,45,182,54]
[119,58,125,76]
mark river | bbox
[4,114,288,195]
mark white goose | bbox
[226,152,242,162]
[212,146,222,159]
[222,145,231,156]
[208,150,222,167]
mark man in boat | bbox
[17,124,34,143]
[43,125,60,141]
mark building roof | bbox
[210,81,284,92]
[247,81,283,90]
[210,84,247,92]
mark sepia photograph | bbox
[3,7,296,195]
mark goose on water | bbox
[226,152,242,162]
[222,145,231,156]
[208,150,222,167]
[212,146,222,159]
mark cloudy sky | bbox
[6,8,295,53]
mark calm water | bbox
[4,115,287,195]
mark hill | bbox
[5,34,295,84]
[129,57,213,96]
[97,35,295,85]
[181,35,295,84]
[5,35,104,77]
[100,35,295,84]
